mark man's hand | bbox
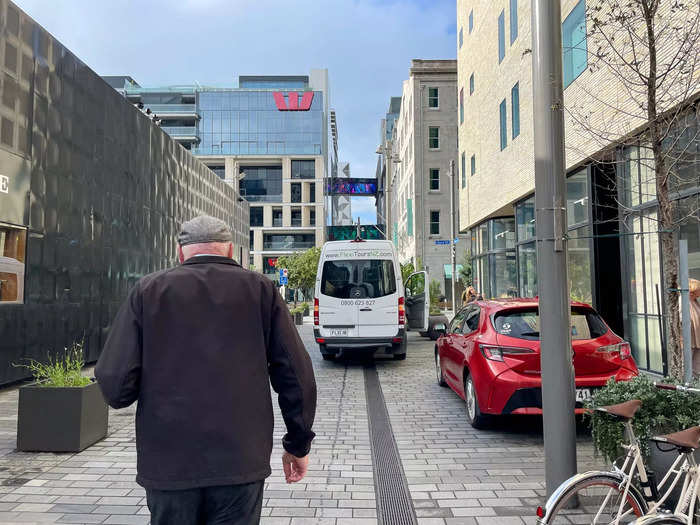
[282,452,309,483]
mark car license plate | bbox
[328,329,347,337]
[576,389,591,402]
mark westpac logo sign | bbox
[0,175,8,194]
[273,92,314,111]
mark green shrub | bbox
[586,375,700,462]
[15,342,91,388]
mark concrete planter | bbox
[303,306,310,316]
[294,312,304,325]
[17,380,108,452]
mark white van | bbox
[313,239,428,360]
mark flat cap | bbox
[178,215,233,246]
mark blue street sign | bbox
[454,238,459,244]
[434,239,451,245]
[280,276,288,285]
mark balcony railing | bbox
[242,193,283,203]
[161,126,198,137]
[147,104,197,114]
[263,241,315,251]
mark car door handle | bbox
[360,307,372,312]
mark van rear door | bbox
[405,271,429,332]
[355,259,399,338]
[318,258,359,338]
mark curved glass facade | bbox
[471,218,517,298]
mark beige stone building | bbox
[392,60,469,302]
[456,0,700,374]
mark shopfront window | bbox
[518,242,537,297]
[568,227,593,304]
[567,168,590,226]
[490,217,515,250]
[471,218,516,299]
[0,224,26,303]
[516,195,535,241]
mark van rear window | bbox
[493,307,609,340]
[321,260,397,299]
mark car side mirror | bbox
[434,323,447,337]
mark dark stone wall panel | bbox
[0,0,249,385]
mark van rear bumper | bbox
[314,328,405,352]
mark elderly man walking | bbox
[95,215,317,525]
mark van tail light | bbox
[398,297,405,325]
[480,344,535,362]
[596,342,631,360]
[314,298,319,326]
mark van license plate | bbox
[575,389,591,402]
[328,329,347,337]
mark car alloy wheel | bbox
[435,352,446,386]
[465,377,477,420]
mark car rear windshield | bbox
[493,307,609,341]
[321,259,396,299]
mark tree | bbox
[400,262,415,284]
[276,247,321,305]
[458,255,472,287]
[569,0,700,377]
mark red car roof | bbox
[475,297,593,312]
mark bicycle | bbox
[535,383,700,525]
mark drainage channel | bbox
[363,364,418,525]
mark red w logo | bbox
[273,92,314,111]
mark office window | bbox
[407,198,414,236]
[471,154,476,176]
[429,127,440,149]
[469,10,473,33]
[430,211,440,235]
[291,182,302,203]
[459,88,464,124]
[291,208,302,227]
[429,169,440,191]
[309,182,316,203]
[499,99,507,150]
[498,11,505,63]
[310,208,316,226]
[272,207,283,227]
[250,207,263,227]
[0,225,26,303]
[469,73,474,95]
[511,82,520,139]
[428,87,439,108]
[510,0,518,44]
[459,27,463,48]
[563,0,587,88]
[239,165,282,202]
[461,152,466,188]
[291,159,315,179]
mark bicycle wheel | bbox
[630,515,684,525]
[543,473,647,524]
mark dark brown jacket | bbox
[95,256,317,490]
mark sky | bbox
[15,0,457,225]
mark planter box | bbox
[17,380,108,452]
[303,306,310,316]
[294,312,303,325]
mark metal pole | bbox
[531,0,577,496]
[680,239,692,383]
[449,160,457,317]
[385,141,393,245]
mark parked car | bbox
[434,298,639,428]
[314,239,429,360]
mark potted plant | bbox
[16,342,108,452]
[587,375,700,507]
[292,307,304,326]
[302,302,310,316]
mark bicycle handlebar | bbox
[654,382,700,394]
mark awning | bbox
[443,264,464,279]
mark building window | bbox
[208,165,225,179]
[498,10,505,63]
[250,235,254,252]
[471,154,476,176]
[459,88,464,124]
[239,165,282,202]
[291,208,302,227]
[310,208,316,226]
[309,182,316,203]
[469,10,474,33]
[291,159,315,179]
[428,87,439,108]
[429,169,440,191]
[562,0,587,89]
[250,207,263,227]
[461,152,466,188]
[291,182,302,203]
[499,99,507,150]
[0,224,26,303]
[429,127,440,149]
[511,82,520,139]
[469,73,474,95]
[272,207,283,227]
[407,198,413,237]
[430,211,440,235]
[459,27,463,48]
[510,0,518,44]
[264,233,315,250]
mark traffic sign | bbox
[434,239,451,245]
[279,268,288,278]
[280,276,288,286]
[454,238,459,244]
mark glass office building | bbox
[115,71,331,279]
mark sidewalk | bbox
[0,327,604,524]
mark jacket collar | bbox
[182,255,241,267]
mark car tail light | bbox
[398,297,405,325]
[314,298,319,326]
[596,342,631,360]
[480,344,535,362]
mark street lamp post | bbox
[449,160,457,317]
[531,0,577,495]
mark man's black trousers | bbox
[146,481,264,525]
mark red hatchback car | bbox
[435,298,639,428]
